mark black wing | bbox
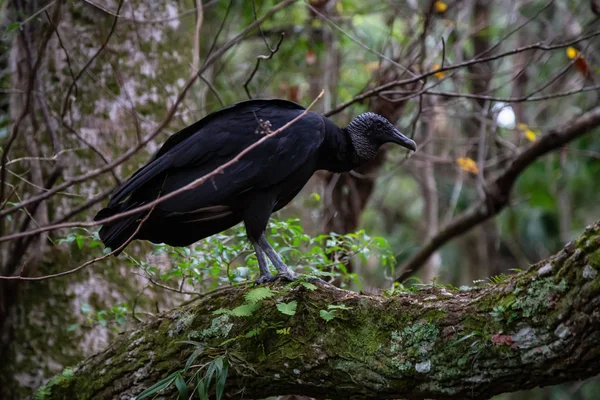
[106,99,323,213]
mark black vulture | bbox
[95,99,416,283]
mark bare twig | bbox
[244,33,285,99]
[395,105,600,282]
[0,90,325,248]
[0,1,61,209]
[61,0,125,119]
[0,0,298,219]
[383,83,600,103]
[324,30,600,117]
[0,187,162,281]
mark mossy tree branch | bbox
[39,222,600,399]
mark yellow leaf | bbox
[457,157,479,174]
[434,1,448,12]
[566,47,579,59]
[516,122,528,131]
[364,61,380,73]
[524,129,537,142]
[517,123,538,142]
[432,64,446,79]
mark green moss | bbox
[389,321,439,372]
[588,249,600,268]
[34,368,74,399]
[512,278,568,320]
[423,309,446,322]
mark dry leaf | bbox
[434,1,448,13]
[566,47,591,77]
[365,61,380,73]
[305,50,317,65]
[457,157,479,174]
[432,64,446,79]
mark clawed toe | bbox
[276,270,298,282]
[254,274,275,285]
[254,270,298,285]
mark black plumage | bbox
[95,99,416,282]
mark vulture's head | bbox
[346,112,417,160]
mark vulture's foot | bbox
[253,270,297,285]
[254,273,275,285]
[273,269,298,282]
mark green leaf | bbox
[184,347,205,373]
[327,304,352,310]
[319,309,337,322]
[134,371,180,399]
[449,331,480,347]
[213,357,223,372]
[6,22,20,33]
[244,287,274,304]
[80,302,92,314]
[245,328,260,337]
[212,308,231,315]
[276,327,291,335]
[175,375,188,400]
[276,301,297,316]
[216,360,229,400]
[195,377,208,400]
[230,303,259,317]
[300,281,317,291]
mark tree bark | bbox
[37,221,600,399]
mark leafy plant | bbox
[276,301,297,316]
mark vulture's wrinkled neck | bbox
[346,123,378,162]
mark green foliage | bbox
[489,273,510,285]
[60,218,395,297]
[319,309,337,322]
[135,348,229,400]
[244,287,275,304]
[276,301,297,316]
[57,228,104,251]
[319,304,352,322]
[75,302,128,332]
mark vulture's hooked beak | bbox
[390,128,417,152]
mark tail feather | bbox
[95,203,144,255]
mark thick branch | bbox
[396,105,600,282]
[39,222,600,399]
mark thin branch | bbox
[0,0,298,219]
[1,187,162,281]
[324,29,600,117]
[395,105,600,282]
[0,1,60,209]
[306,2,419,79]
[0,90,325,249]
[60,0,125,119]
[244,33,285,99]
[384,83,600,103]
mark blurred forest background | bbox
[0,0,599,398]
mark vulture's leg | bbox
[251,239,274,284]
[257,233,297,281]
